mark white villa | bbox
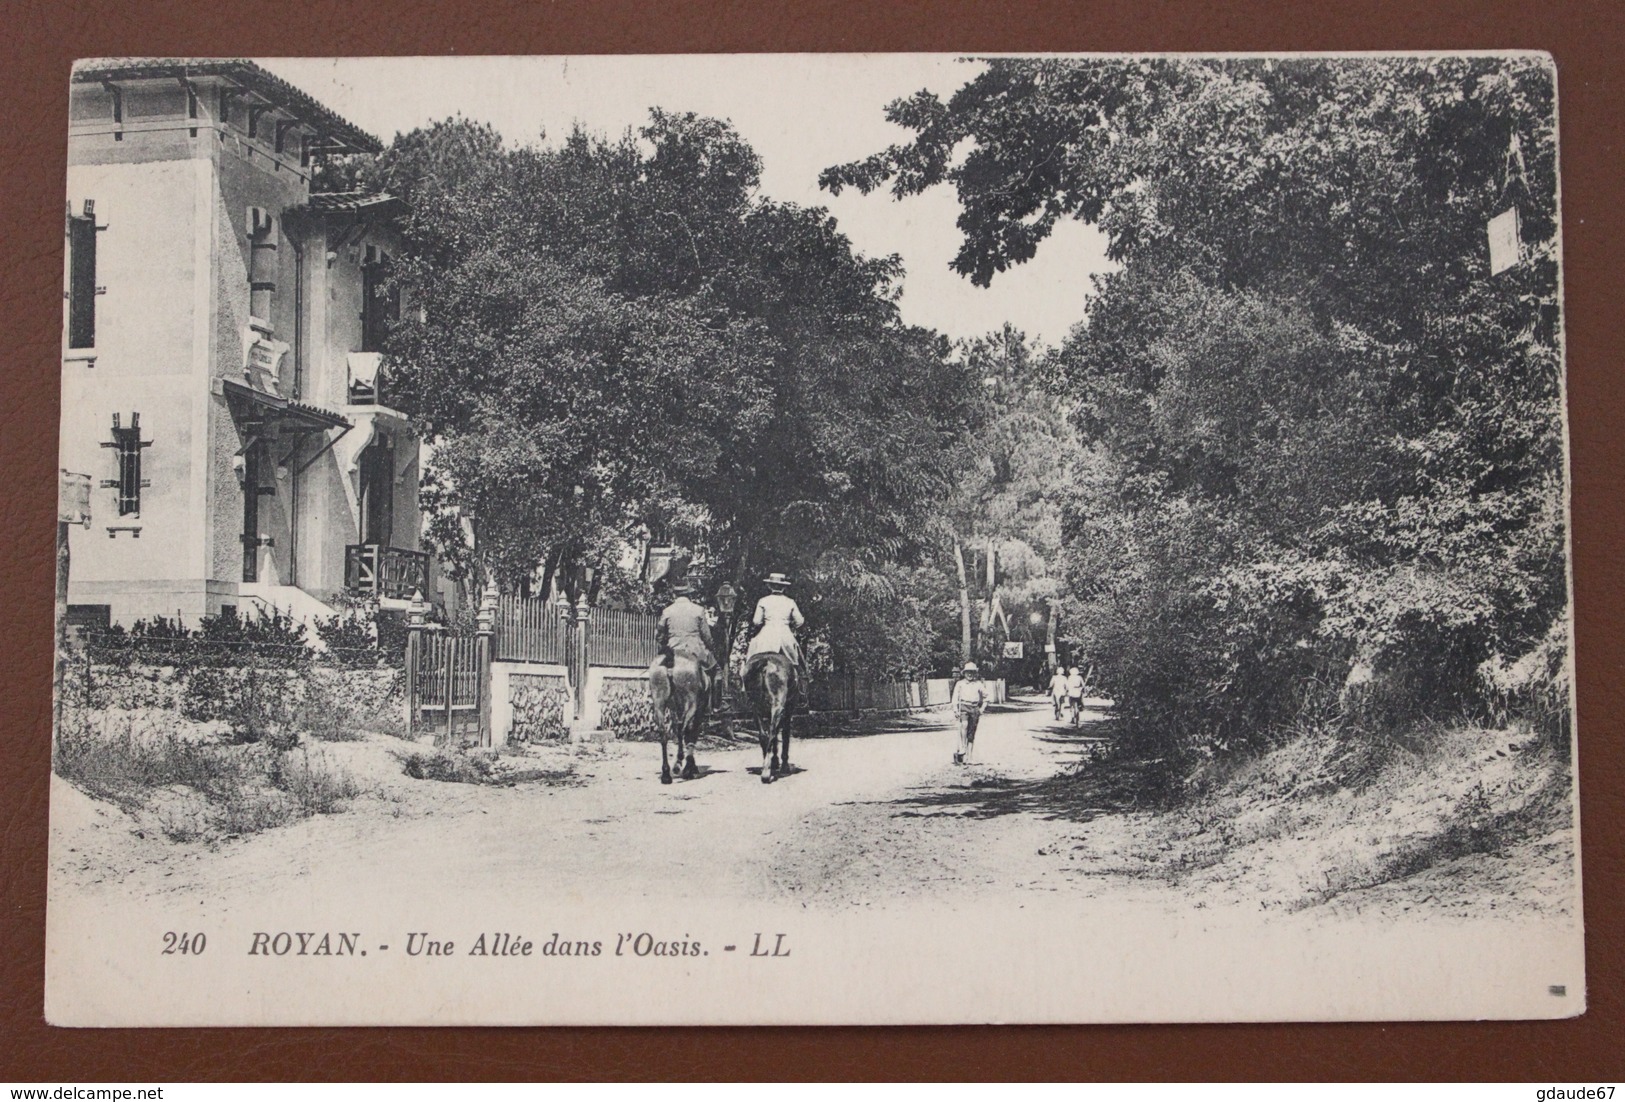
[60,58,449,628]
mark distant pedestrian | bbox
[952,661,988,765]
[1049,665,1068,721]
[1065,665,1086,726]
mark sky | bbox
[258,55,1114,346]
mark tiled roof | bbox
[306,190,400,215]
[221,378,351,431]
[72,58,381,153]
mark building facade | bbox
[60,58,433,628]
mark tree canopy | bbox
[827,56,1566,745]
[364,112,982,671]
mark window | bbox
[67,202,98,349]
[361,247,399,353]
[101,412,151,517]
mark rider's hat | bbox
[763,572,793,589]
[962,661,980,674]
[669,577,695,595]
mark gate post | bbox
[572,591,591,724]
[476,582,497,748]
[442,634,455,746]
[555,589,576,719]
[405,590,425,738]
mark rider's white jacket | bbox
[746,593,804,664]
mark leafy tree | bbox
[829,56,1565,747]
[373,114,982,678]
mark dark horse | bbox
[648,654,707,784]
[743,653,794,784]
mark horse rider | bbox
[745,572,807,702]
[951,661,989,765]
[655,578,719,696]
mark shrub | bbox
[288,680,364,742]
[1477,616,1572,748]
[54,707,359,836]
[54,709,250,812]
[181,667,301,748]
[273,746,360,812]
[315,609,376,653]
[315,601,405,670]
[79,609,317,671]
[289,669,397,742]
[402,749,496,784]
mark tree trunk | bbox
[539,546,561,604]
[953,537,972,665]
[1046,598,1058,671]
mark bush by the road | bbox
[53,706,360,841]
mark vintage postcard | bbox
[45,53,1582,1025]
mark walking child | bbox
[951,661,988,765]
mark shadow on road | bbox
[792,712,949,740]
[657,764,730,784]
[880,720,1164,826]
[1030,723,1112,744]
[746,763,808,779]
[887,768,1147,824]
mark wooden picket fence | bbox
[808,673,922,713]
[492,597,657,668]
[587,607,659,668]
[409,592,955,743]
[494,594,569,663]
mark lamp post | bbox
[715,581,738,702]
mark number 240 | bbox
[162,932,207,955]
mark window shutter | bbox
[101,412,152,517]
[68,212,97,349]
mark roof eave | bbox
[71,58,382,154]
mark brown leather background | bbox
[3,0,1621,1081]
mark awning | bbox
[221,378,350,433]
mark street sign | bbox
[1002,641,1024,659]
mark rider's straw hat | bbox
[962,661,980,674]
[763,572,793,589]
[669,577,695,595]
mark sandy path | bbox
[52,697,1124,911]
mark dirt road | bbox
[47,693,1583,1026]
[53,688,1576,925]
[54,696,1130,910]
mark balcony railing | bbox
[345,543,429,601]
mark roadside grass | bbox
[888,708,1573,915]
[54,706,361,841]
[1069,720,1574,913]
